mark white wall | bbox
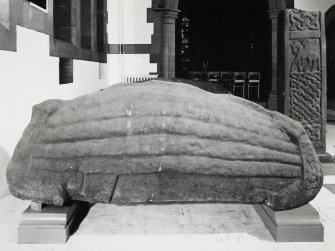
[0,26,109,156]
[108,0,153,44]
[295,0,335,13]
[107,0,157,84]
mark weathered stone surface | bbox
[6,80,323,210]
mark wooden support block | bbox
[18,203,82,244]
[253,203,324,242]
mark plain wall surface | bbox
[108,0,153,44]
[107,0,157,83]
[0,26,108,156]
[295,0,335,13]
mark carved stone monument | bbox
[278,9,327,156]
[6,80,323,212]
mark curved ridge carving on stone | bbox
[6,80,323,210]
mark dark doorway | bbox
[175,0,271,101]
[326,6,335,119]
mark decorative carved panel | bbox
[290,71,321,141]
[289,10,320,31]
[279,9,326,153]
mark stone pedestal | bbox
[318,153,335,164]
[321,162,335,175]
[318,153,335,176]
[254,203,324,242]
[18,202,83,244]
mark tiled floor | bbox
[0,124,335,251]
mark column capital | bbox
[152,8,180,15]
[153,8,180,24]
[268,9,282,20]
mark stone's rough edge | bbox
[111,173,304,206]
[6,80,323,211]
[253,204,324,242]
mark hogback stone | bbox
[6,80,323,210]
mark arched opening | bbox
[174,0,271,103]
[326,5,335,119]
[149,0,294,107]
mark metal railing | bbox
[123,74,159,83]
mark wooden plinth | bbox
[18,203,81,244]
[253,203,324,242]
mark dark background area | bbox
[175,0,271,101]
[327,16,335,102]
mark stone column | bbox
[161,9,179,78]
[267,10,281,111]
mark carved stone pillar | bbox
[278,9,327,154]
[267,10,281,111]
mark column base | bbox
[254,204,324,242]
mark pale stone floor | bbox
[1,124,335,251]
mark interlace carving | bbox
[288,36,322,142]
[289,10,320,31]
[290,72,321,141]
